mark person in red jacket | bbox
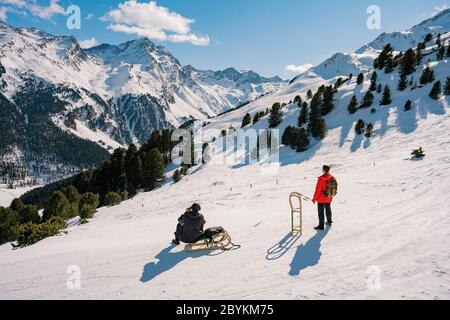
[312,165,334,230]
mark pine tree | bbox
[424,33,433,43]
[380,85,392,106]
[144,148,165,190]
[404,100,413,111]
[64,186,80,218]
[398,74,408,91]
[298,102,308,126]
[10,198,25,212]
[241,113,252,128]
[444,77,450,96]
[375,44,394,70]
[320,85,335,116]
[400,49,416,77]
[104,192,122,207]
[306,90,313,99]
[78,193,100,212]
[295,128,310,152]
[0,207,20,244]
[361,91,375,108]
[447,45,450,57]
[252,113,259,124]
[18,205,40,224]
[419,66,435,85]
[42,191,70,222]
[316,119,327,140]
[429,81,442,100]
[307,93,321,137]
[282,126,293,147]
[354,119,366,135]
[110,148,125,192]
[347,96,358,114]
[416,43,424,65]
[377,84,382,93]
[384,57,394,73]
[437,46,445,60]
[411,147,425,159]
[268,103,283,128]
[356,73,364,85]
[173,169,182,183]
[79,205,95,222]
[370,71,378,91]
[294,95,302,104]
[436,34,442,47]
[365,123,374,138]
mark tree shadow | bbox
[266,231,302,261]
[350,133,363,152]
[363,137,372,149]
[396,104,418,134]
[140,244,216,283]
[279,140,322,167]
[416,97,446,119]
[289,228,330,276]
[339,120,353,147]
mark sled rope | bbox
[211,232,241,251]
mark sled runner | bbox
[185,230,241,252]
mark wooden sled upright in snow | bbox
[185,232,240,252]
[289,192,304,234]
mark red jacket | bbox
[313,173,334,204]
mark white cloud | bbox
[286,64,314,74]
[86,13,94,20]
[102,0,210,46]
[0,7,7,21]
[0,0,65,20]
[79,37,98,49]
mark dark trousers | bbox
[318,203,332,227]
[174,223,183,241]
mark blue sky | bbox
[0,0,448,78]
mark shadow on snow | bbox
[140,244,220,283]
[289,228,330,276]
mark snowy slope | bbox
[0,93,448,299]
[0,9,449,300]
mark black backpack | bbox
[204,227,226,240]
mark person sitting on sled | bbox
[172,203,206,245]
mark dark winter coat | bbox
[313,173,334,204]
[178,211,206,243]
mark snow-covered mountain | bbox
[0,21,284,181]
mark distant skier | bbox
[172,203,206,245]
[312,165,338,231]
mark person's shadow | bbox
[140,244,213,283]
[289,228,330,276]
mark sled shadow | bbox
[140,244,214,283]
[266,231,302,261]
[289,228,330,276]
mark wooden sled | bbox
[184,232,240,252]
